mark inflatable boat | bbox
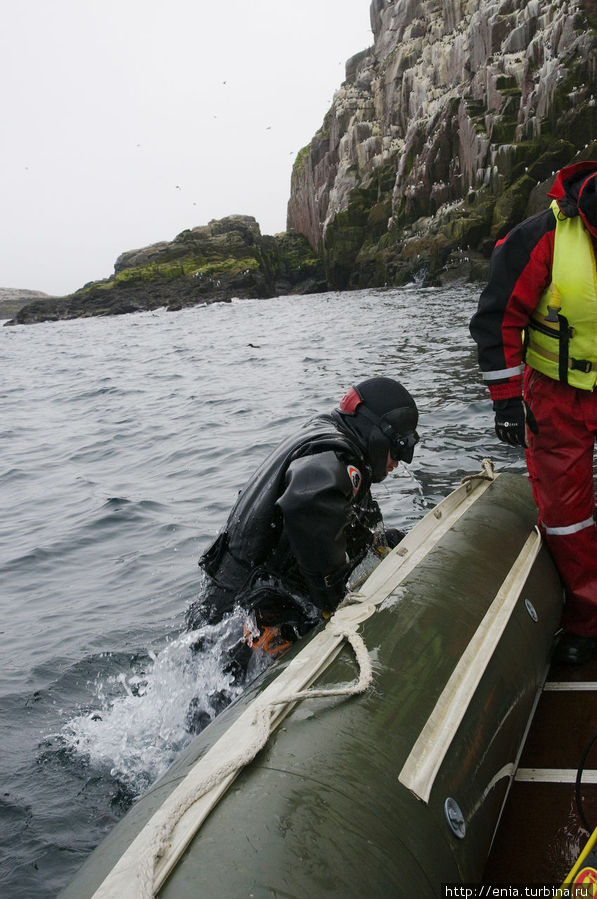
[59,463,563,898]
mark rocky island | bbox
[7,0,597,325]
[0,289,52,320]
[8,216,325,325]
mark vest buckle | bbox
[570,358,593,373]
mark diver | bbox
[185,377,419,730]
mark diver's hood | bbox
[334,377,419,482]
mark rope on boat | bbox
[460,458,495,485]
[133,461,498,896]
[136,615,373,898]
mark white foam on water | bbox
[60,609,255,794]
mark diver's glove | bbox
[493,397,538,448]
[370,528,406,559]
[383,528,406,549]
[303,566,347,616]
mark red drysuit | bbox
[470,161,597,637]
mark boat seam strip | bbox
[398,527,543,804]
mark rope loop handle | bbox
[460,458,495,486]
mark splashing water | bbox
[59,609,270,796]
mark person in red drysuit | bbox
[470,161,597,665]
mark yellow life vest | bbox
[525,199,597,390]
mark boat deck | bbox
[483,655,597,883]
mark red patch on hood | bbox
[338,387,362,414]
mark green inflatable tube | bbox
[59,467,563,898]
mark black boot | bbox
[553,631,597,666]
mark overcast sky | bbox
[1,1,373,296]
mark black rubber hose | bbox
[575,731,597,832]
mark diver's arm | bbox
[276,451,354,612]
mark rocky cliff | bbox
[11,0,597,324]
[287,0,597,287]
[7,216,325,325]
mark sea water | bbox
[0,286,525,897]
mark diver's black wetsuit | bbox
[186,412,387,641]
[184,378,417,732]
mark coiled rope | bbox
[136,616,373,898]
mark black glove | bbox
[493,397,538,448]
[303,566,347,616]
[384,528,406,549]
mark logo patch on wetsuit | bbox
[347,465,362,494]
